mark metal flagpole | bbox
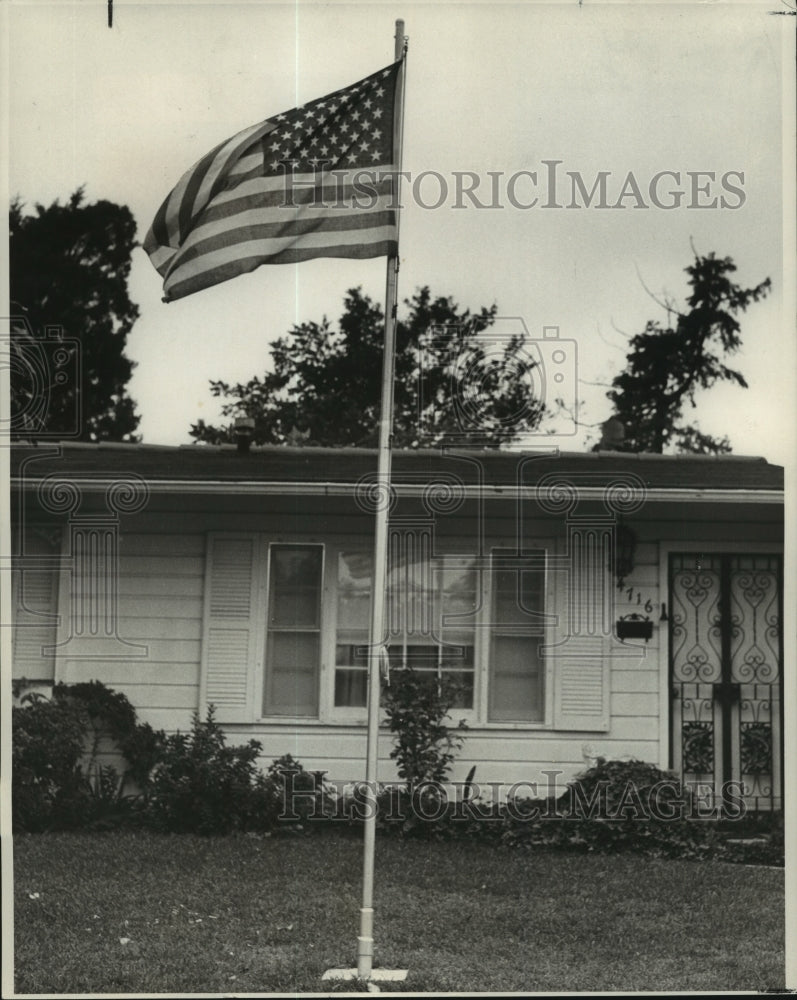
[356,18,408,982]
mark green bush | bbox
[344,757,781,864]
[145,713,333,834]
[559,757,689,820]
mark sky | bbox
[4,0,795,465]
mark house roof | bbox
[10,441,784,499]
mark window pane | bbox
[387,554,435,637]
[494,567,545,628]
[446,671,474,709]
[335,553,372,708]
[337,593,371,631]
[270,590,320,627]
[264,631,319,715]
[388,643,439,669]
[439,649,474,668]
[490,635,543,721]
[268,546,322,627]
[337,554,371,636]
[334,668,367,707]
[440,563,478,622]
[335,552,476,711]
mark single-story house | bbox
[10,441,784,813]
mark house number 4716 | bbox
[624,587,654,614]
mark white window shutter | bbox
[551,526,611,731]
[552,651,610,731]
[12,529,61,681]
[200,534,259,723]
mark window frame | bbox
[485,546,549,725]
[473,545,556,730]
[259,539,326,721]
[246,534,557,728]
[325,547,483,725]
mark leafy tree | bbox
[607,253,771,454]
[10,188,141,441]
[191,286,545,448]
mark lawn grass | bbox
[13,829,784,994]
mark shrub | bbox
[266,754,334,824]
[559,757,689,820]
[52,680,166,794]
[13,682,166,831]
[382,667,468,790]
[13,681,334,836]
[377,668,469,837]
[147,707,266,834]
[501,758,731,859]
[12,692,88,831]
[145,713,332,834]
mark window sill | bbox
[252,715,552,731]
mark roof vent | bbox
[597,416,626,451]
[234,416,255,454]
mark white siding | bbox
[22,493,777,791]
[57,532,206,731]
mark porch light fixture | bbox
[614,522,637,589]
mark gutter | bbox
[10,477,785,505]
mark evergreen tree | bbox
[10,188,141,441]
[607,253,770,453]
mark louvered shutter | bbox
[12,530,61,681]
[551,525,611,731]
[199,534,260,723]
[552,653,610,730]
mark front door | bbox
[669,553,783,815]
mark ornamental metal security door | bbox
[669,553,783,814]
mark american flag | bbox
[144,61,402,302]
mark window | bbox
[489,549,546,722]
[201,533,612,730]
[335,551,371,708]
[263,544,323,717]
[386,552,477,709]
[334,550,477,711]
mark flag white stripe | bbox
[182,195,397,250]
[228,150,266,177]
[191,121,277,221]
[160,120,277,248]
[210,166,398,208]
[148,244,176,275]
[165,224,396,290]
